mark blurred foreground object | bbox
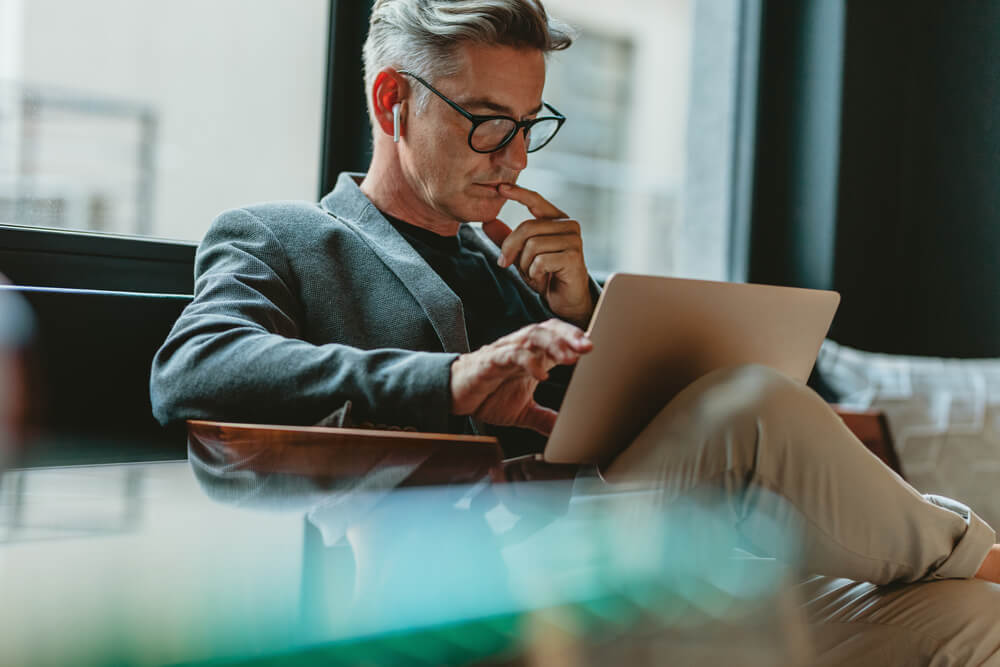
[0,459,811,666]
[0,279,34,470]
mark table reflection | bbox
[0,441,811,666]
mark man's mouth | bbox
[474,181,512,192]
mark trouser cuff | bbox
[926,494,997,580]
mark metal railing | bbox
[0,80,157,235]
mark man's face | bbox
[400,44,546,224]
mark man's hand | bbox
[450,319,592,436]
[483,184,594,328]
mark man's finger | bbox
[498,183,566,219]
[528,323,592,365]
[524,320,592,359]
[498,219,580,268]
[536,318,592,349]
[490,324,587,369]
[482,218,512,247]
[518,402,559,436]
[502,330,568,368]
[495,319,591,352]
[492,346,550,381]
[527,251,564,287]
[518,234,580,277]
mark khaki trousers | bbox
[604,364,1000,666]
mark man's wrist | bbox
[553,296,595,329]
[449,352,474,415]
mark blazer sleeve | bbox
[149,208,458,431]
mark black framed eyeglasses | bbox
[398,70,566,154]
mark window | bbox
[0,0,330,241]
[500,0,745,281]
[2,0,751,281]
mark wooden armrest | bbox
[186,420,503,487]
[188,407,904,489]
[831,406,904,479]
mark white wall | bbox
[0,0,25,185]
[18,0,328,240]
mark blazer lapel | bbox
[320,174,470,354]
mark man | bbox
[152,1,1000,662]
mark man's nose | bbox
[493,129,528,171]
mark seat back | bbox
[3,285,192,466]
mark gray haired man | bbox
[152,1,1000,662]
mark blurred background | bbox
[2,0,1000,539]
[0,0,732,278]
[3,0,998,359]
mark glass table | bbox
[0,454,809,666]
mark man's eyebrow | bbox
[462,97,544,117]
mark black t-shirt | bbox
[383,212,572,457]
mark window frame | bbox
[319,0,375,196]
[0,0,763,291]
[0,0,368,294]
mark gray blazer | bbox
[151,172,579,433]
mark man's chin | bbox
[449,198,504,224]
[471,201,505,223]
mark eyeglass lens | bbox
[471,117,561,153]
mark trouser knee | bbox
[608,364,830,486]
[689,364,819,453]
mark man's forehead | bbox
[444,43,546,116]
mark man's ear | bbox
[371,69,407,141]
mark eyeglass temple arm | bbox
[398,70,477,122]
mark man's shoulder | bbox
[207,199,356,243]
[207,173,371,242]
[240,199,325,219]
[221,199,331,228]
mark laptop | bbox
[543,274,840,464]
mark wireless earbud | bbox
[392,103,401,143]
